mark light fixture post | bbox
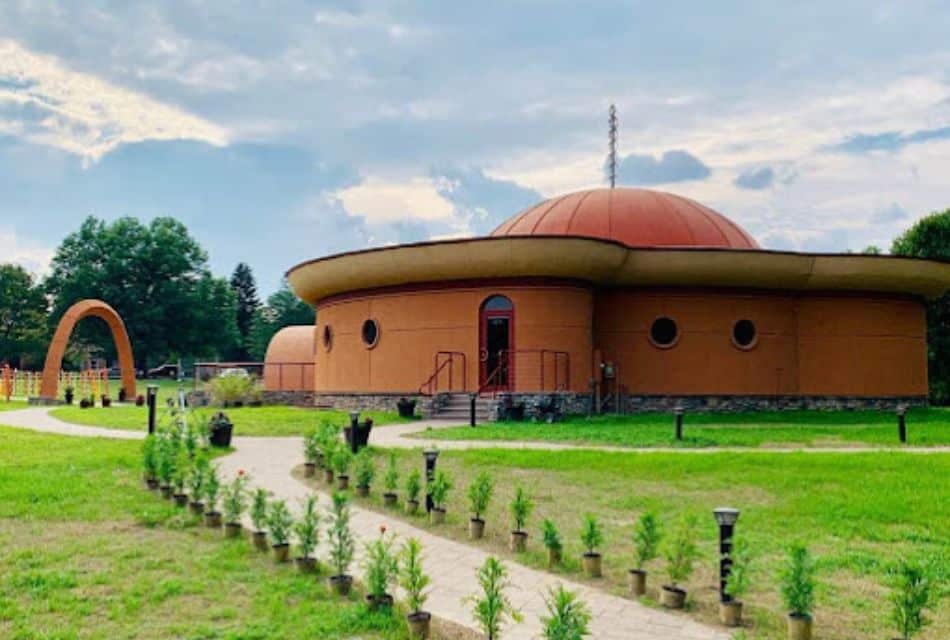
[423,448,440,514]
[713,507,741,602]
[897,404,907,443]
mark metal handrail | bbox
[478,349,570,396]
[419,351,467,395]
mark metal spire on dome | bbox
[607,104,618,188]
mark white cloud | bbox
[0,227,54,275]
[0,39,228,160]
[336,176,454,223]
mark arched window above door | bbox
[482,295,513,311]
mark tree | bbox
[229,263,259,360]
[0,264,49,367]
[44,216,239,368]
[247,282,314,360]
[892,210,950,404]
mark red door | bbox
[479,295,514,391]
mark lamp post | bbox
[674,404,684,441]
[423,447,440,514]
[146,385,158,434]
[713,507,741,602]
[897,404,907,444]
[469,393,477,427]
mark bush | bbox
[399,538,430,615]
[405,469,422,503]
[632,512,661,570]
[467,557,521,640]
[580,515,603,555]
[141,435,159,480]
[328,492,355,576]
[363,527,398,600]
[889,559,935,639]
[202,466,221,513]
[541,519,562,553]
[383,452,399,494]
[331,447,352,476]
[779,543,817,618]
[509,486,533,532]
[250,488,268,532]
[187,454,209,499]
[724,535,751,601]
[293,495,320,558]
[354,450,375,488]
[207,374,256,406]
[266,499,293,546]
[541,585,591,640]
[467,472,494,520]
[430,471,452,510]
[221,471,250,523]
[303,430,321,463]
[663,515,699,587]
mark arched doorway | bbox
[39,299,137,401]
[479,295,514,391]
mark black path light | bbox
[469,393,477,427]
[896,404,907,443]
[673,404,684,441]
[423,447,441,514]
[146,385,158,434]
[713,507,741,602]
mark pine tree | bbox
[229,263,260,360]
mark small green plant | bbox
[889,559,935,639]
[155,437,178,485]
[303,430,321,463]
[266,499,293,546]
[293,495,320,558]
[354,450,375,488]
[466,557,521,640]
[221,471,249,522]
[187,453,209,498]
[724,536,751,601]
[319,422,340,460]
[170,450,189,493]
[141,435,159,479]
[250,488,268,532]
[467,472,494,520]
[541,519,562,553]
[207,374,255,405]
[399,538,430,615]
[328,492,355,576]
[405,469,422,503]
[202,466,221,513]
[663,515,699,587]
[430,471,452,509]
[509,486,533,532]
[363,526,398,601]
[779,542,816,618]
[632,512,661,570]
[541,584,591,640]
[331,447,352,476]
[580,515,604,555]
[383,452,399,494]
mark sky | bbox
[1,1,949,294]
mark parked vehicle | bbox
[147,363,179,379]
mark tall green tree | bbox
[247,282,314,360]
[892,209,950,404]
[229,262,259,360]
[0,264,49,368]
[44,216,239,368]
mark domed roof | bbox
[491,187,759,249]
[264,326,315,364]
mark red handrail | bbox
[419,351,467,395]
[478,349,570,396]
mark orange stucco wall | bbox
[315,284,593,393]
[594,289,927,397]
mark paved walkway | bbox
[1,407,730,640]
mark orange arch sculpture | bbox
[40,299,137,401]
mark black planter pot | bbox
[365,593,394,611]
[64,390,74,405]
[118,388,127,403]
[209,412,233,448]
[343,421,373,453]
[397,398,417,418]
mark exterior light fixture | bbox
[713,507,741,602]
[423,447,441,513]
[469,393,477,427]
[896,404,907,443]
[146,385,159,434]
[673,404,685,441]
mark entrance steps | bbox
[429,393,492,422]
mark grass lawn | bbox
[0,425,411,640]
[420,407,950,448]
[315,446,949,640]
[0,401,28,412]
[50,403,410,437]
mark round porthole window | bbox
[361,319,379,348]
[649,317,679,348]
[732,319,757,349]
[322,325,332,351]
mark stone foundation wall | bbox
[623,394,927,413]
[313,392,420,414]
[489,393,592,421]
[187,389,316,408]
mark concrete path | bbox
[1,407,731,640]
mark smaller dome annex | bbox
[263,325,315,391]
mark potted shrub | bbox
[79,396,92,409]
[187,455,208,515]
[354,450,375,498]
[101,395,111,408]
[171,452,189,507]
[889,559,935,640]
[363,525,398,611]
[508,486,533,553]
[541,519,563,567]
[322,441,337,484]
[250,488,269,551]
[382,452,399,507]
[135,394,145,406]
[721,535,750,626]
[467,472,494,540]
[405,469,422,515]
[780,543,817,640]
[541,585,591,639]
[202,467,223,528]
[142,435,159,489]
[332,447,352,490]
[64,386,74,405]
[118,388,127,403]
[400,538,432,638]
[267,499,293,563]
[156,439,176,499]
[580,515,604,578]
[661,515,699,609]
[303,431,320,477]
[293,495,320,573]
[327,492,355,596]
[221,471,249,539]
[629,511,661,597]
[208,412,233,448]
[397,397,417,418]
[465,557,522,640]
[429,471,452,524]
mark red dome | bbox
[491,188,759,249]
